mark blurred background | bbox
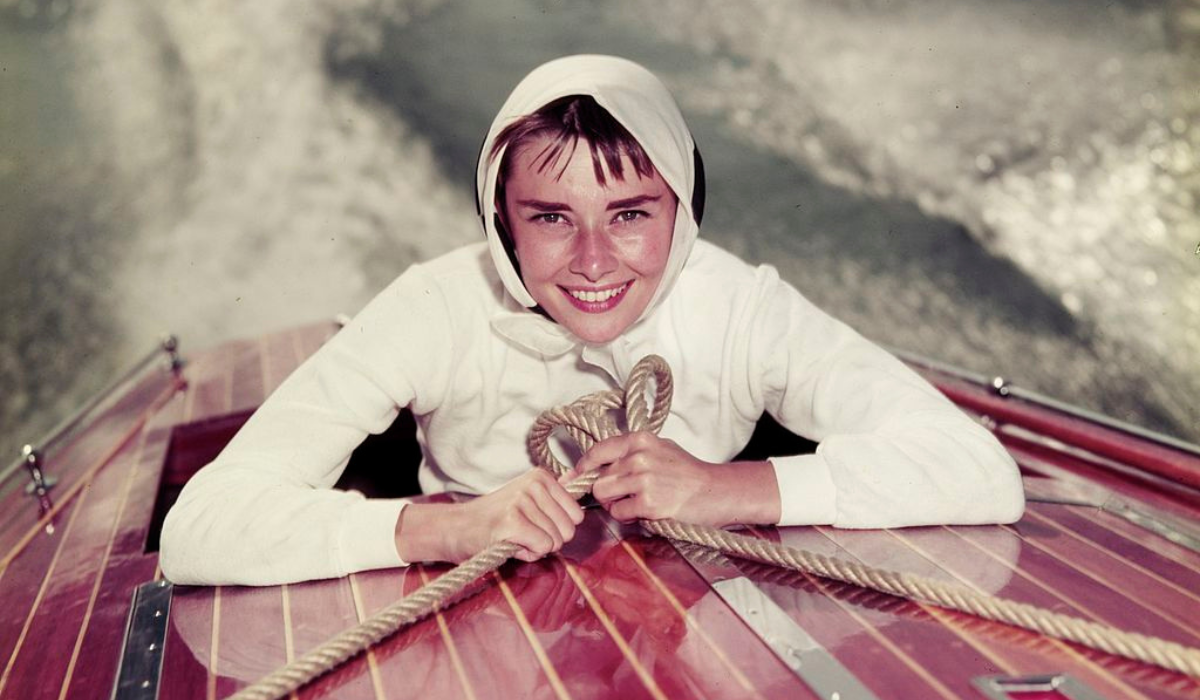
[3,0,1198,466]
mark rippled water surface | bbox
[2,0,1197,468]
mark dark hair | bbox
[490,95,657,188]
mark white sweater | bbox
[160,240,1024,586]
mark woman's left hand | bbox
[574,432,779,527]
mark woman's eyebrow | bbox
[515,199,571,212]
[607,194,662,210]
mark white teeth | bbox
[569,283,627,303]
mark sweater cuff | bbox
[335,497,411,575]
[769,453,837,526]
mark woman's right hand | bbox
[395,469,585,564]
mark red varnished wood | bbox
[608,532,814,700]
[1005,437,1200,522]
[964,523,1199,700]
[160,586,216,700]
[783,526,1010,699]
[213,585,289,698]
[1005,510,1200,635]
[229,339,267,414]
[186,352,235,424]
[954,523,1200,649]
[63,393,187,700]
[0,498,81,697]
[929,374,1200,491]
[882,524,1168,700]
[708,526,959,700]
[1052,504,1200,576]
[354,565,471,700]
[288,578,378,700]
[0,369,175,556]
[261,327,307,397]
[0,425,145,700]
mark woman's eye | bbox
[534,213,564,224]
[615,210,647,223]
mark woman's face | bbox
[502,135,677,344]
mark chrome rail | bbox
[1,335,183,500]
[887,346,1200,458]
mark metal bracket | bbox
[161,335,184,376]
[973,673,1107,700]
[112,580,173,700]
[21,445,56,515]
[674,544,882,700]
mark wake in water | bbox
[618,0,1199,435]
[2,0,1196,467]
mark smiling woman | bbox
[159,54,1023,587]
[501,124,676,345]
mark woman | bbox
[160,55,1023,586]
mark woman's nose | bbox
[568,227,618,281]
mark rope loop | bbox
[527,355,672,478]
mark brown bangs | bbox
[490,95,656,186]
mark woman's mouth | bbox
[562,282,631,312]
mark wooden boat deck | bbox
[1,322,1198,699]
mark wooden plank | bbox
[730,526,983,700]
[1004,512,1200,634]
[608,533,813,700]
[945,525,1189,700]
[288,577,377,700]
[159,586,216,700]
[64,395,186,698]
[353,565,470,700]
[0,489,90,698]
[955,522,1200,647]
[881,525,1163,700]
[788,526,1016,700]
[229,339,267,414]
[0,431,145,700]
[1054,503,1200,575]
[0,371,174,556]
[211,585,289,699]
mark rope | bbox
[230,355,1200,700]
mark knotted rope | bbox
[230,356,1200,700]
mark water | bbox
[2,0,1197,470]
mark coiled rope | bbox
[230,355,1200,700]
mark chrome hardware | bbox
[973,673,1105,700]
[21,445,57,495]
[112,581,173,700]
[886,345,1200,458]
[161,334,184,375]
[2,334,186,514]
[674,545,882,700]
[990,376,1011,397]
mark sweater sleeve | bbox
[159,266,455,585]
[752,272,1025,528]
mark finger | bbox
[591,471,639,504]
[506,518,557,561]
[518,497,566,553]
[574,434,637,474]
[546,477,586,524]
[607,495,643,523]
[531,481,581,541]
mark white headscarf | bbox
[476,55,702,356]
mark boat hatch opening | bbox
[144,410,255,553]
[143,408,427,552]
